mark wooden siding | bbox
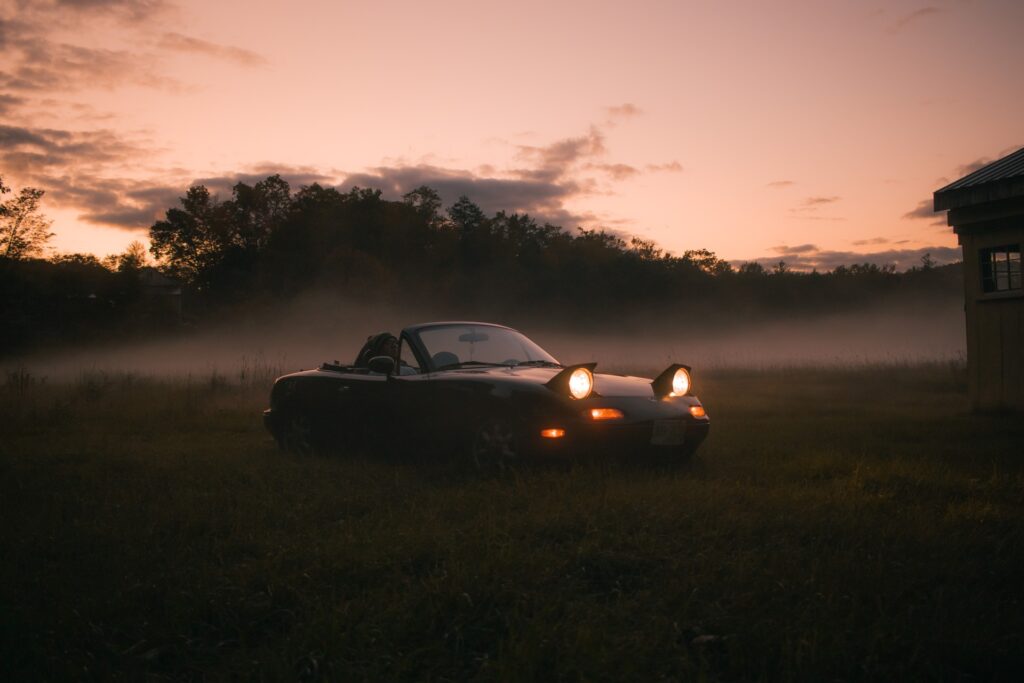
[957,225,1024,411]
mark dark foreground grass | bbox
[1,364,1022,681]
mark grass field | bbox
[1,363,1022,681]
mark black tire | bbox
[470,417,521,472]
[280,413,315,456]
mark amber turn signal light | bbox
[589,408,625,420]
[540,428,566,438]
[689,405,706,418]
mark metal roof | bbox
[934,146,1024,211]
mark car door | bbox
[331,372,389,450]
[382,336,440,453]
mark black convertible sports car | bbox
[264,321,709,466]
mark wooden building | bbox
[934,147,1024,411]
[137,266,183,324]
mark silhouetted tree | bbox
[447,195,487,232]
[149,185,229,285]
[0,177,54,260]
[630,237,664,261]
[403,186,444,228]
[447,195,490,266]
[101,241,148,272]
[737,261,766,276]
[51,253,104,267]
[227,174,291,253]
[683,249,732,275]
[119,240,149,272]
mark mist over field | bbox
[4,329,1020,680]
[4,291,964,381]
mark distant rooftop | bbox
[138,266,181,289]
[934,146,1024,211]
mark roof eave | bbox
[934,177,1024,211]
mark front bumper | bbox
[525,395,710,459]
[526,417,709,458]
[264,397,710,460]
[263,408,282,443]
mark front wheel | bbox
[280,413,315,456]
[470,418,521,472]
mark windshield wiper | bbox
[515,360,563,368]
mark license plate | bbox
[650,419,686,446]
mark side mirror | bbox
[368,355,396,375]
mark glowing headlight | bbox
[671,368,691,396]
[568,367,593,399]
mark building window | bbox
[980,245,1021,293]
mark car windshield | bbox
[416,325,560,370]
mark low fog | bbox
[3,290,965,382]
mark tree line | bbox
[143,175,959,313]
[1,173,962,354]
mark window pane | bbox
[980,245,1022,292]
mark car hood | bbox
[439,365,657,397]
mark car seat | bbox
[431,351,459,369]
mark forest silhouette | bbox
[1,174,961,354]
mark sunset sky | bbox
[1,0,1021,270]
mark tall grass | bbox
[0,362,1021,681]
